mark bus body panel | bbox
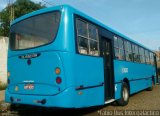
[114,60,156,94]
[57,52,105,107]
[129,78,152,94]
[6,86,104,108]
[7,51,66,95]
[5,87,75,108]
[73,55,104,88]
[114,83,122,100]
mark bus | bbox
[5,5,158,108]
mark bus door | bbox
[101,37,114,101]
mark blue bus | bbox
[5,5,158,108]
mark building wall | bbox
[0,37,8,84]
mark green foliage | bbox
[0,83,7,90]
[0,0,45,36]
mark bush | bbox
[0,82,7,90]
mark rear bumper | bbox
[5,87,75,108]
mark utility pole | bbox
[8,0,14,24]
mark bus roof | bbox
[11,4,153,52]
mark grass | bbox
[0,83,7,91]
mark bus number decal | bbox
[122,68,128,73]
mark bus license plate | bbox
[24,84,34,90]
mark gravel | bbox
[87,84,160,116]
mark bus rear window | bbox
[10,11,61,50]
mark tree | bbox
[0,0,45,36]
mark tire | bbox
[147,80,154,91]
[117,82,129,106]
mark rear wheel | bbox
[117,82,129,106]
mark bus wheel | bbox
[147,80,154,91]
[117,82,129,106]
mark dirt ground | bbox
[0,90,4,101]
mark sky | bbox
[0,0,160,51]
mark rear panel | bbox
[8,52,65,95]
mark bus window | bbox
[76,18,99,56]
[141,48,145,63]
[132,44,140,62]
[77,36,89,54]
[139,47,142,63]
[150,52,154,65]
[139,47,145,63]
[76,19,89,54]
[114,36,125,60]
[118,38,125,60]
[76,19,88,37]
[88,24,99,56]
[145,50,150,64]
[114,36,119,59]
[135,45,140,62]
[10,11,61,50]
[124,41,132,61]
[132,44,135,62]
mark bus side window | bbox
[114,36,125,60]
[114,36,119,59]
[145,50,150,64]
[150,52,154,65]
[118,38,125,60]
[132,44,136,62]
[76,18,100,56]
[124,41,132,61]
[76,19,89,55]
[139,47,142,63]
[142,48,145,63]
[88,24,99,56]
[139,47,145,63]
[135,45,139,62]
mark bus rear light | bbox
[56,77,62,84]
[55,67,61,75]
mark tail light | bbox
[56,77,62,84]
[55,67,61,75]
